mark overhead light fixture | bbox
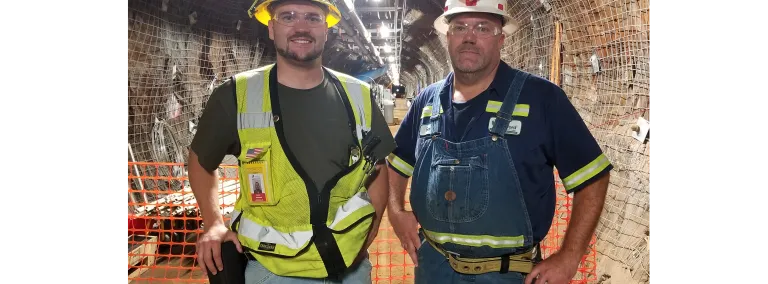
[379,23,390,37]
[388,56,395,62]
[383,43,392,53]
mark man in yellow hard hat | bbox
[386,0,612,283]
[188,0,395,283]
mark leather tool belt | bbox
[424,235,538,275]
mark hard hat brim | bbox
[434,7,519,35]
[251,0,342,28]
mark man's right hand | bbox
[388,209,421,266]
[196,223,242,275]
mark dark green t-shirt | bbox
[190,70,396,191]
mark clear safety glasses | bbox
[272,11,326,27]
[447,22,502,38]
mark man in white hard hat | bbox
[386,0,612,283]
[189,0,395,283]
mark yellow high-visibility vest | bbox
[228,64,375,278]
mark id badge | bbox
[242,162,270,204]
[488,117,522,135]
[419,124,432,136]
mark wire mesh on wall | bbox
[501,1,554,78]
[414,64,428,89]
[128,0,270,162]
[128,0,273,202]
[552,0,650,282]
[420,37,451,82]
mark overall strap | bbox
[428,86,443,136]
[490,71,530,135]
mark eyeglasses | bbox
[447,23,501,38]
[272,11,326,27]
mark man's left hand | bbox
[524,251,582,284]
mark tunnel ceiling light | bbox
[388,56,395,62]
[344,0,355,11]
[379,24,390,37]
[383,43,392,53]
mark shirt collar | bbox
[488,60,515,98]
[438,60,516,101]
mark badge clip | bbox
[350,146,361,164]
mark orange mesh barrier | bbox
[129,162,596,283]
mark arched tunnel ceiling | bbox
[316,0,546,95]
[292,0,448,86]
[127,0,647,106]
[314,0,453,87]
[133,0,551,89]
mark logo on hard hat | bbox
[460,0,479,6]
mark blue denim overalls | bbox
[410,70,534,283]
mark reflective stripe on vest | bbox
[230,64,376,278]
[228,191,372,250]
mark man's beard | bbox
[276,45,323,63]
[451,57,486,74]
[450,45,488,74]
[276,32,323,64]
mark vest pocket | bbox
[328,191,376,232]
[426,155,490,223]
[239,142,279,206]
[328,190,375,268]
[327,165,376,232]
[235,212,314,257]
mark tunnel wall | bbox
[128,0,273,164]
[549,1,650,283]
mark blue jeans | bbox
[244,258,373,284]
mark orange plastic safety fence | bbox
[128,163,596,283]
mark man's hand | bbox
[524,251,581,284]
[386,166,420,266]
[526,173,609,283]
[196,223,242,275]
[388,209,421,266]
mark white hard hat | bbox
[434,0,519,35]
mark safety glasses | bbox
[447,22,501,38]
[272,11,326,27]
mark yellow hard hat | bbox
[248,0,342,28]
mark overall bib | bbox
[410,71,535,283]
